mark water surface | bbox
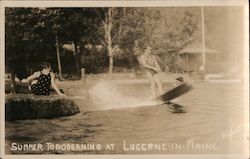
[5,82,246,154]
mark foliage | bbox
[132,7,199,71]
[5,7,201,78]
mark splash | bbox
[88,80,161,109]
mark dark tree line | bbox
[5,7,200,80]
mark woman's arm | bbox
[50,73,67,97]
[23,72,40,83]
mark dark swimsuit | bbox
[31,72,51,95]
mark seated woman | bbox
[22,62,66,97]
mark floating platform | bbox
[5,94,80,121]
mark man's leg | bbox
[154,73,163,95]
[145,71,156,97]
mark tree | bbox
[86,7,135,75]
[111,7,200,72]
[5,8,65,79]
[5,7,202,78]
[91,8,119,75]
[6,8,94,79]
[141,8,199,72]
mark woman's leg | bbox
[29,80,38,91]
[145,71,156,97]
[31,80,38,85]
[153,73,163,95]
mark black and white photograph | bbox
[0,0,249,158]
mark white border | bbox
[0,2,6,159]
[1,0,249,159]
[243,1,249,158]
[1,0,248,7]
[1,154,249,159]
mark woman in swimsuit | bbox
[136,45,163,97]
[23,62,66,97]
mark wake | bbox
[87,80,161,109]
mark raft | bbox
[5,94,80,121]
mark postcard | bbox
[0,0,249,159]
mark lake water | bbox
[5,81,247,155]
